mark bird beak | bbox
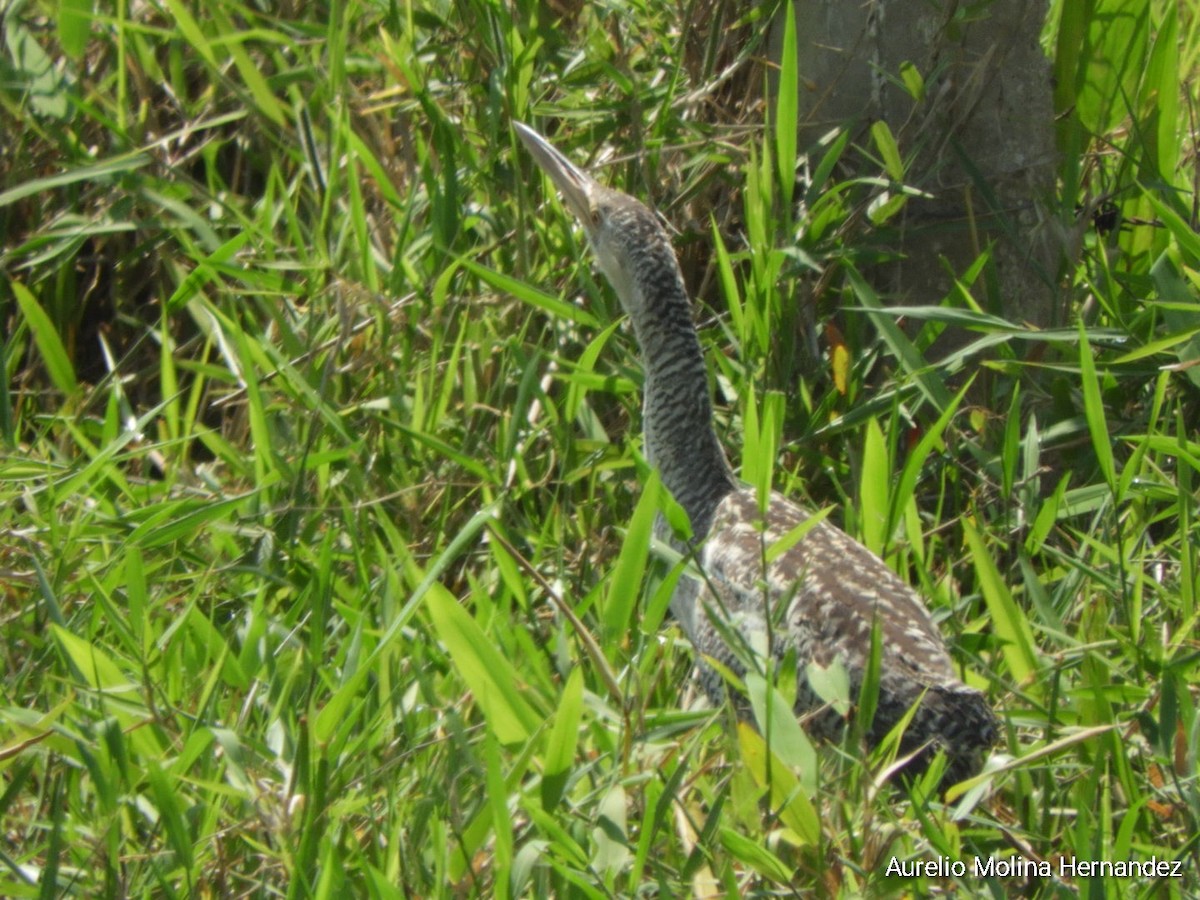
[514,122,598,225]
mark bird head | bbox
[515,121,683,326]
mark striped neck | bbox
[629,289,736,541]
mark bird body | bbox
[515,122,997,783]
[689,489,998,782]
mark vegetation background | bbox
[1,0,1198,896]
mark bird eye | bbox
[589,207,601,225]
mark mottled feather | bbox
[687,489,997,783]
[515,122,998,784]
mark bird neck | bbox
[630,292,736,541]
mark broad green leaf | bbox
[163,0,216,65]
[810,128,849,195]
[186,608,249,690]
[737,723,819,845]
[52,626,132,695]
[3,15,71,117]
[888,379,971,543]
[603,471,660,640]
[564,320,622,422]
[461,257,600,329]
[775,2,798,209]
[963,521,1039,691]
[0,154,150,210]
[146,761,195,870]
[522,802,590,869]
[124,548,147,648]
[129,496,249,549]
[845,268,953,413]
[314,508,500,744]
[592,785,630,877]
[1148,248,1200,390]
[745,673,818,782]
[1145,194,1200,264]
[215,18,286,125]
[1026,472,1068,555]
[12,282,76,396]
[899,61,925,101]
[870,120,904,181]
[857,619,884,739]
[1074,0,1149,139]
[1111,326,1200,365]
[711,217,744,345]
[541,667,583,810]
[805,660,850,718]
[1140,3,1179,181]
[743,389,784,513]
[485,733,514,888]
[51,626,162,760]
[57,0,92,59]
[1001,384,1022,497]
[742,379,761,497]
[164,227,252,313]
[719,827,793,883]
[859,417,889,555]
[392,421,496,482]
[426,583,540,745]
[841,302,1020,332]
[1078,321,1116,492]
[867,190,907,225]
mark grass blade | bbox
[737,723,819,845]
[602,470,659,641]
[541,667,583,811]
[859,417,889,555]
[426,583,541,745]
[11,282,77,396]
[962,521,1039,691]
[775,1,798,211]
[1078,320,1116,493]
[461,257,600,329]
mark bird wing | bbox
[698,487,957,681]
[675,488,998,780]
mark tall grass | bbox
[1,0,1197,896]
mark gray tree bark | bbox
[780,0,1062,328]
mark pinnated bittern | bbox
[515,121,998,784]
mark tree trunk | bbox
[780,0,1062,328]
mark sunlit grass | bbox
[2,0,1198,896]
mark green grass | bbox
[2,0,1198,896]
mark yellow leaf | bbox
[826,322,850,395]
